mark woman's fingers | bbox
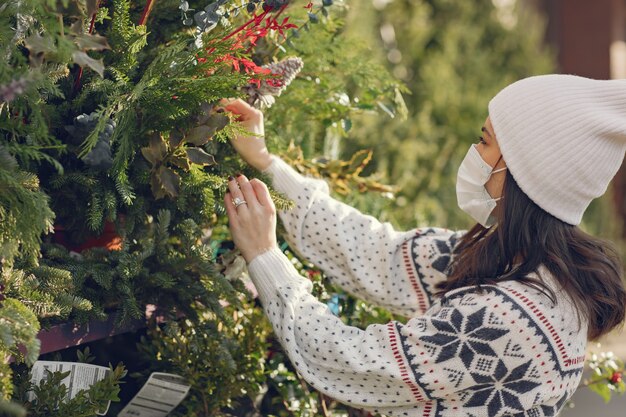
[222,98,251,112]
[219,98,260,121]
[250,179,273,208]
[224,175,277,263]
[235,174,258,207]
[224,192,240,228]
[227,176,249,212]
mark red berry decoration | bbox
[610,371,623,384]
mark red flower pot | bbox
[53,215,124,252]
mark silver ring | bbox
[232,197,247,208]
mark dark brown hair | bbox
[437,170,626,340]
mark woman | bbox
[219,74,626,416]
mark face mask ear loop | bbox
[490,153,508,178]
[492,154,506,202]
[491,153,506,171]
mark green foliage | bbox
[0,0,112,175]
[263,351,322,416]
[28,208,244,327]
[5,264,93,320]
[280,142,396,195]
[264,1,409,161]
[0,296,41,362]
[0,296,40,404]
[0,399,27,417]
[136,302,272,416]
[106,0,148,78]
[338,0,556,229]
[0,145,55,265]
[13,363,126,417]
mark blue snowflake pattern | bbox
[465,359,541,415]
[420,306,508,367]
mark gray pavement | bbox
[563,383,626,417]
[561,329,626,416]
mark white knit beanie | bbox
[487,74,626,225]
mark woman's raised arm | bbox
[262,154,466,316]
[218,97,465,316]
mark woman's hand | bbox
[224,174,277,264]
[218,98,272,171]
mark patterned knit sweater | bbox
[246,155,588,417]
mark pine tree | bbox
[1,1,404,414]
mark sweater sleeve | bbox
[262,154,466,316]
[247,248,570,417]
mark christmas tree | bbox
[1,0,406,415]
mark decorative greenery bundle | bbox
[0,0,407,415]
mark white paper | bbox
[28,360,112,415]
[117,372,190,417]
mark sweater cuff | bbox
[247,247,311,304]
[261,154,326,198]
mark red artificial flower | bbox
[201,3,301,89]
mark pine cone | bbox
[242,56,304,109]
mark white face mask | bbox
[456,144,507,227]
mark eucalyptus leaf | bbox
[72,51,105,77]
[24,33,55,55]
[206,113,229,132]
[186,125,215,146]
[169,129,184,148]
[70,19,84,35]
[141,134,167,166]
[186,148,216,166]
[141,147,159,166]
[150,172,167,199]
[149,132,168,159]
[170,155,191,170]
[158,167,181,197]
[24,33,55,66]
[73,34,111,51]
[195,102,215,125]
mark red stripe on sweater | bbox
[402,237,429,313]
[386,322,427,404]
[505,288,582,368]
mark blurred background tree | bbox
[334,0,556,230]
